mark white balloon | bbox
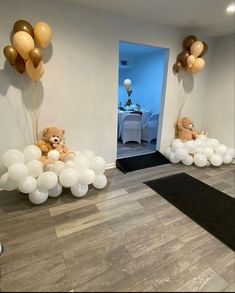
[123,79,132,90]
[215,144,227,157]
[223,154,232,164]
[89,156,106,174]
[37,171,58,190]
[172,139,183,151]
[53,161,65,175]
[184,140,196,154]
[73,155,90,171]
[74,150,81,157]
[0,172,17,191]
[194,139,206,150]
[59,168,79,187]
[207,138,219,150]
[227,148,235,159]
[71,182,88,197]
[47,150,60,161]
[29,189,48,204]
[210,154,223,166]
[49,183,63,197]
[175,147,188,160]
[27,160,43,177]
[8,163,28,182]
[203,147,213,159]
[79,169,96,185]
[197,134,208,141]
[169,153,180,164]
[194,153,207,167]
[44,163,55,172]
[18,176,37,194]
[2,149,25,168]
[93,174,107,189]
[164,147,172,158]
[23,145,41,162]
[182,155,194,166]
[206,161,211,166]
[83,150,95,160]
[64,160,74,169]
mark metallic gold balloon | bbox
[15,55,26,73]
[177,50,190,67]
[29,48,43,68]
[199,42,208,57]
[3,45,18,66]
[13,20,34,38]
[173,61,182,73]
[183,35,197,50]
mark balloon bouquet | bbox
[173,35,208,74]
[3,19,52,81]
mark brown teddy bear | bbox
[37,127,74,164]
[176,117,207,142]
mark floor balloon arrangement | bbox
[0,146,107,204]
[165,135,235,167]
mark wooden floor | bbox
[0,163,234,292]
[117,139,156,159]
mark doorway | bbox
[117,41,169,159]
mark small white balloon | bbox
[197,134,208,141]
[59,168,79,187]
[2,149,25,168]
[8,163,28,182]
[44,163,55,172]
[207,138,219,150]
[195,139,206,150]
[210,154,223,167]
[164,147,172,158]
[194,153,207,167]
[18,176,37,194]
[71,182,88,197]
[53,161,65,175]
[29,189,48,204]
[37,171,58,190]
[23,145,41,162]
[123,79,132,90]
[184,140,196,154]
[227,148,235,159]
[0,172,17,191]
[182,155,194,166]
[203,147,213,159]
[215,144,227,157]
[73,155,90,171]
[172,139,183,151]
[79,169,96,185]
[64,160,74,169]
[49,183,63,197]
[169,153,180,164]
[93,174,107,189]
[27,160,43,177]
[89,156,106,174]
[83,150,95,160]
[47,150,60,161]
[175,147,188,160]
[223,154,232,164]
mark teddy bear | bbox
[175,117,207,142]
[37,127,74,164]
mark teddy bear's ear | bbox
[61,129,65,135]
[177,118,184,130]
[43,128,50,136]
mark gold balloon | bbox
[15,55,26,73]
[177,50,190,67]
[183,35,197,50]
[191,58,205,74]
[34,21,52,48]
[199,42,208,57]
[3,45,18,66]
[173,61,182,73]
[13,20,34,38]
[26,59,45,81]
[187,55,196,68]
[190,41,204,58]
[29,48,43,68]
[13,31,34,60]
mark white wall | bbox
[0,0,213,173]
[203,34,234,147]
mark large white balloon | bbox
[207,138,219,150]
[53,161,65,175]
[172,139,183,151]
[73,155,89,171]
[194,139,206,150]
[175,147,188,160]
[210,154,223,166]
[64,160,74,169]
[49,183,63,197]
[83,150,95,160]
[89,156,106,174]
[194,153,207,167]
[23,145,41,162]
[71,182,88,197]
[227,148,235,159]
[29,189,48,204]
[223,154,233,164]
[93,174,107,189]
[2,149,25,168]
[169,153,180,164]
[203,147,213,159]
[182,155,194,166]
[27,160,43,177]
[0,172,18,191]
[215,144,227,157]
[37,171,58,190]
[184,140,196,154]
[79,169,96,185]
[8,163,28,182]
[47,150,60,161]
[18,176,37,194]
[59,168,79,187]
[164,147,172,158]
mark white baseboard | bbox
[105,162,116,170]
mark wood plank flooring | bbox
[0,162,234,292]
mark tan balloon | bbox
[13,31,34,60]
[190,41,204,58]
[191,58,205,74]
[187,55,196,68]
[34,21,52,48]
[26,59,45,81]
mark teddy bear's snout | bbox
[50,137,60,144]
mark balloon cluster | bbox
[123,79,132,97]
[173,35,208,74]
[0,146,107,205]
[3,20,52,81]
[164,136,235,167]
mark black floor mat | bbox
[145,172,235,251]
[116,151,170,173]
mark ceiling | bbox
[69,0,235,37]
